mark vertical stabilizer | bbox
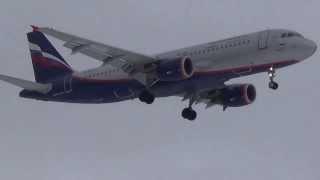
[27,31,73,83]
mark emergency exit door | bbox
[258,30,269,49]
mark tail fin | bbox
[27,31,73,83]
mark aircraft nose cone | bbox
[299,39,317,61]
[310,39,317,56]
[294,38,318,61]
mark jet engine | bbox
[220,84,256,107]
[156,57,194,81]
[206,84,256,108]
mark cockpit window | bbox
[288,32,294,37]
[281,32,303,38]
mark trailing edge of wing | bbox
[0,74,52,94]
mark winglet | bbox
[30,25,40,32]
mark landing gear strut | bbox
[181,95,197,121]
[268,67,279,90]
[139,90,155,104]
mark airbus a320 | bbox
[0,26,316,121]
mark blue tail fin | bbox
[27,31,73,83]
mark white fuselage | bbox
[73,29,316,89]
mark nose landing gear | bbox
[268,67,279,90]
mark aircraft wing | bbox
[33,26,157,85]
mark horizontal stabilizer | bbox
[0,74,52,94]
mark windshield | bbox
[281,32,303,38]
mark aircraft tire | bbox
[139,91,155,104]
[269,81,279,90]
[182,108,197,121]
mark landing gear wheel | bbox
[182,108,197,121]
[139,91,155,104]
[269,81,279,90]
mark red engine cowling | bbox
[221,84,256,107]
[156,57,194,81]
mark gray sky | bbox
[0,0,319,180]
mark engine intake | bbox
[157,57,194,81]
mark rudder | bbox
[27,31,73,83]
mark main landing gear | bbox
[268,67,279,90]
[139,90,155,104]
[182,95,197,121]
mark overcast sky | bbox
[0,0,319,180]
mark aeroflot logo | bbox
[28,42,71,68]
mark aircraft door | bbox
[258,31,269,49]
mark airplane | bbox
[0,26,317,121]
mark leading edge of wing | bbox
[30,25,155,63]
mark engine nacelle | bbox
[156,57,194,81]
[221,84,256,107]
